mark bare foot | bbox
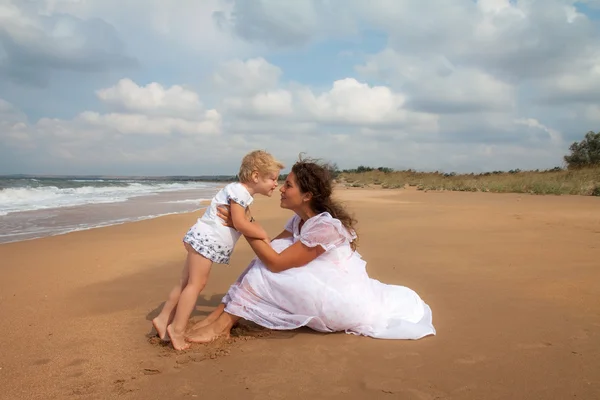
[186,324,230,344]
[190,304,225,331]
[152,316,170,342]
[166,324,190,351]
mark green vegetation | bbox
[339,167,600,196]
[337,131,600,196]
[564,131,600,169]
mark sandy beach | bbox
[1,187,599,400]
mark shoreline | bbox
[0,206,209,246]
[3,183,598,245]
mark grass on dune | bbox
[338,167,600,196]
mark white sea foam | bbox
[0,182,214,215]
[0,209,207,244]
[165,199,210,204]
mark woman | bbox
[185,158,435,343]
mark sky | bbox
[1,0,600,176]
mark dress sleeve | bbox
[224,183,254,208]
[299,213,356,251]
[284,215,298,233]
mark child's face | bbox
[255,170,280,197]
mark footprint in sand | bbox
[68,381,97,397]
[175,353,208,365]
[141,368,161,375]
[113,377,139,395]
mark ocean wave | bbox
[164,199,210,204]
[0,181,215,215]
[0,208,208,244]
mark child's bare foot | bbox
[166,324,190,351]
[152,316,169,341]
[186,323,230,344]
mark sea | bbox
[0,176,226,244]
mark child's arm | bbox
[230,201,269,240]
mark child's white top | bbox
[183,182,253,264]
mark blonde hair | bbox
[238,150,285,183]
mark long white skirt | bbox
[223,238,436,340]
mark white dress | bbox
[183,182,253,264]
[222,212,436,340]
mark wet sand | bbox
[0,187,599,400]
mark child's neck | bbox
[240,182,257,197]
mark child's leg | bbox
[152,250,192,341]
[167,247,212,350]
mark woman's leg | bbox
[186,311,240,343]
[188,303,226,330]
[166,245,212,350]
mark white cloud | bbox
[212,57,282,95]
[297,78,436,129]
[1,0,599,175]
[96,78,204,118]
[224,89,294,118]
[77,109,221,136]
[0,0,135,84]
[357,50,516,114]
[213,0,357,47]
[0,78,222,172]
[40,0,253,55]
[0,99,33,148]
[536,53,600,104]
[514,118,563,145]
[215,60,439,130]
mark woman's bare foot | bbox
[190,304,226,331]
[152,316,169,341]
[166,324,190,351]
[186,323,230,343]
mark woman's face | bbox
[279,172,306,210]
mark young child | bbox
[152,150,284,350]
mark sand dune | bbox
[0,187,599,400]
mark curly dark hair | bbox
[291,155,358,250]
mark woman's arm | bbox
[246,237,325,273]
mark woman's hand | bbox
[217,205,254,228]
[217,205,234,227]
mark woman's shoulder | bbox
[303,212,356,240]
[306,212,339,226]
